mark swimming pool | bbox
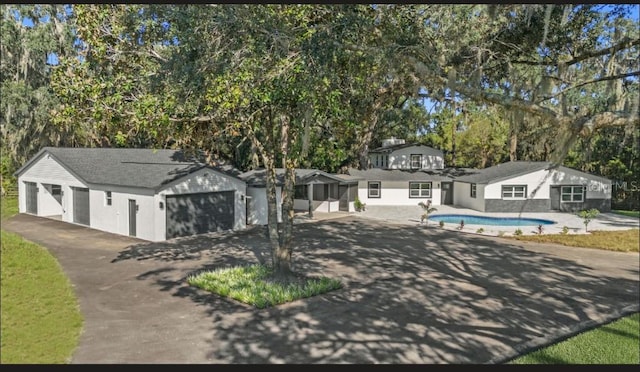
[429,214,555,226]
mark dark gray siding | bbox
[484,199,550,213]
[484,198,611,213]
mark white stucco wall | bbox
[89,185,155,240]
[155,167,247,241]
[17,153,87,223]
[370,146,445,170]
[358,180,443,206]
[453,182,486,211]
[246,186,283,225]
[483,168,611,200]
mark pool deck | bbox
[350,205,639,236]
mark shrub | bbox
[514,228,523,236]
[354,196,365,212]
[439,220,445,228]
[419,200,438,224]
[561,226,570,235]
[578,208,600,232]
[476,228,484,234]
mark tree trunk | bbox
[357,100,383,170]
[509,130,518,161]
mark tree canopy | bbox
[2,3,638,271]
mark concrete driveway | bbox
[3,213,639,364]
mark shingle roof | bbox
[455,161,612,184]
[454,161,554,184]
[239,168,358,186]
[346,168,461,182]
[15,147,243,190]
[369,143,443,154]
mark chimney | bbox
[382,137,405,148]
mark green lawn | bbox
[509,312,640,364]
[1,196,83,363]
[612,210,640,218]
[514,229,639,252]
[188,264,343,308]
[1,194,19,220]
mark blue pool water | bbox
[429,214,555,226]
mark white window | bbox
[470,183,477,198]
[368,181,381,198]
[502,185,526,200]
[105,191,112,206]
[409,182,432,198]
[410,154,422,169]
[561,186,584,202]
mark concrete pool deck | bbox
[351,205,640,236]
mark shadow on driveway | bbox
[4,214,639,363]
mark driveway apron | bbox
[3,214,639,364]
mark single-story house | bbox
[240,168,361,225]
[369,137,445,170]
[15,147,247,241]
[452,161,612,212]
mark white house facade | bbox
[15,147,247,241]
[453,162,612,212]
[240,168,360,225]
[368,138,445,170]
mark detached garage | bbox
[15,147,247,241]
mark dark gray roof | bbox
[369,143,443,154]
[15,147,243,190]
[455,161,612,184]
[454,161,554,184]
[239,168,354,186]
[346,167,462,182]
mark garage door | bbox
[166,191,235,239]
[25,182,38,214]
[73,187,90,226]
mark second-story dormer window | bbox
[410,154,422,169]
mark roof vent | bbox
[381,137,406,148]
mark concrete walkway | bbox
[3,213,639,364]
[355,205,640,236]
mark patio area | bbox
[352,205,640,236]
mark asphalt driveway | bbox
[3,214,639,364]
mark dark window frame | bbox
[470,183,477,198]
[410,154,422,169]
[105,191,112,206]
[368,181,381,198]
[409,181,432,198]
[501,185,527,200]
[561,185,585,202]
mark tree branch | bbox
[511,38,640,67]
[541,70,640,102]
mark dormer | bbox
[369,138,445,170]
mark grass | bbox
[188,264,343,309]
[1,194,19,220]
[513,229,639,252]
[1,196,83,363]
[612,210,640,218]
[1,230,84,363]
[509,312,640,364]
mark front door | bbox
[128,199,137,237]
[441,182,453,205]
[25,182,38,214]
[338,185,349,211]
[550,186,560,210]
